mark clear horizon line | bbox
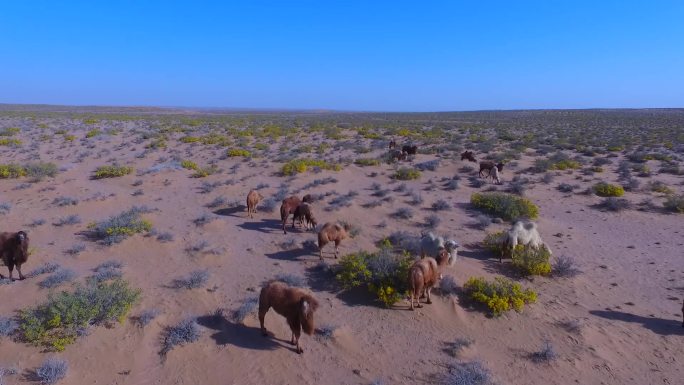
[0,102,682,114]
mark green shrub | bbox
[664,194,684,213]
[200,133,231,146]
[64,134,76,141]
[648,181,674,195]
[191,165,219,178]
[87,207,153,245]
[592,182,624,197]
[85,129,102,138]
[0,164,26,178]
[0,127,20,136]
[0,138,21,146]
[92,165,133,179]
[254,142,269,151]
[354,158,381,167]
[336,250,413,307]
[179,136,200,143]
[552,159,582,170]
[181,160,199,171]
[463,276,537,316]
[281,158,342,176]
[226,148,252,157]
[482,231,506,254]
[145,138,167,149]
[511,245,552,276]
[470,192,539,221]
[83,118,99,125]
[19,279,140,351]
[393,167,421,180]
[25,162,59,180]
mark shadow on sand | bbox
[212,206,246,217]
[196,312,298,353]
[236,218,283,234]
[589,310,684,336]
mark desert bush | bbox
[85,128,101,138]
[530,340,558,363]
[0,127,20,136]
[439,275,459,296]
[53,215,81,227]
[393,167,421,180]
[409,191,423,205]
[0,138,21,146]
[281,158,341,175]
[52,196,79,207]
[231,297,259,323]
[90,261,123,283]
[336,249,413,307]
[179,136,200,143]
[274,273,307,288]
[226,148,251,157]
[20,279,141,351]
[463,276,536,316]
[391,207,414,219]
[180,159,199,171]
[557,183,576,193]
[415,159,440,171]
[443,337,474,358]
[156,231,175,242]
[470,192,538,221]
[441,360,495,385]
[92,165,133,179]
[24,162,59,180]
[552,255,581,277]
[28,262,60,278]
[474,215,492,229]
[0,164,26,178]
[160,318,200,357]
[664,194,684,213]
[425,214,441,228]
[648,181,674,195]
[597,197,631,212]
[432,199,451,211]
[623,178,640,192]
[86,207,153,245]
[0,316,18,337]
[511,245,552,276]
[39,269,76,289]
[0,203,10,215]
[355,158,381,166]
[171,270,210,289]
[193,213,216,227]
[36,357,68,384]
[135,309,161,328]
[592,182,624,197]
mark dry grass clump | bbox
[92,165,133,179]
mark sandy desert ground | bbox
[0,106,682,385]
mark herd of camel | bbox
[1,142,682,355]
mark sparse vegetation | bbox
[20,279,141,351]
[86,206,153,245]
[470,192,539,221]
[160,318,200,357]
[36,357,68,384]
[463,276,537,316]
[92,165,133,179]
[281,158,342,175]
[336,249,413,307]
[592,182,625,197]
[393,167,421,180]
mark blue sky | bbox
[1,1,683,111]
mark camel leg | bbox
[426,287,433,304]
[16,264,25,280]
[259,307,269,336]
[334,240,340,259]
[7,263,15,281]
[409,293,415,311]
[319,241,325,260]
